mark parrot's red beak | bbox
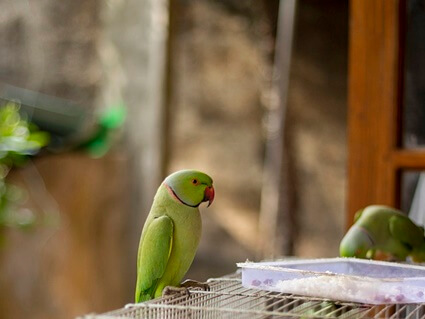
[204,186,215,207]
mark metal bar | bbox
[268,297,300,311]
[137,302,325,317]
[342,308,370,319]
[405,304,425,319]
[374,305,395,318]
[391,305,407,318]
[258,0,298,258]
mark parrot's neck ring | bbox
[164,183,199,208]
[354,225,376,246]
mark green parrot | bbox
[340,205,425,262]
[135,169,215,302]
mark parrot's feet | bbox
[180,279,210,291]
[162,286,190,298]
[161,280,211,299]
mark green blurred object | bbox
[0,102,49,166]
[0,83,127,156]
[0,102,49,231]
[77,102,127,158]
[0,85,127,236]
[0,83,88,150]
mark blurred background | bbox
[0,0,348,318]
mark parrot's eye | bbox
[192,179,198,185]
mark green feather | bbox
[135,215,173,303]
[389,215,424,248]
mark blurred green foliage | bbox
[0,103,49,231]
[80,102,127,158]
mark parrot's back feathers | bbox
[389,215,424,248]
[135,215,174,303]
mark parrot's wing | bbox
[389,215,423,248]
[135,215,173,302]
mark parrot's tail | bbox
[135,284,155,303]
[135,292,152,303]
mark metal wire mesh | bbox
[79,272,425,319]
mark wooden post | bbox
[347,0,405,228]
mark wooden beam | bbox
[393,150,425,169]
[347,0,405,228]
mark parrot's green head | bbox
[163,169,215,208]
[339,225,374,258]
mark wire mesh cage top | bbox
[78,272,425,319]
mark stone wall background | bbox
[0,1,347,318]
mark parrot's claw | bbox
[161,280,210,298]
[180,279,210,291]
[162,286,190,298]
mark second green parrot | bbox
[340,205,425,262]
[135,169,215,302]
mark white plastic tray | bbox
[237,258,425,304]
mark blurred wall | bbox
[0,0,348,318]
[167,0,348,277]
[288,0,348,256]
[0,0,168,318]
[167,0,275,278]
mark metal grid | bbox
[80,272,425,319]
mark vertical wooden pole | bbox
[347,0,405,228]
